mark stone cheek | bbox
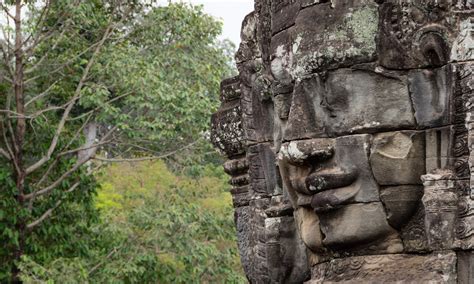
[380,185,423,229]
[370,131,426,185]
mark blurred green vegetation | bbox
[0,0,242,281]
[19,160,246,283]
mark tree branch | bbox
[26,126,118,202]
[93,140,200,163]
[26,182,80,230]
[88,247,119,275]
[25,24,114,175]
[25,79,61,107]
[24,157,87,201]
[0,3,15,20]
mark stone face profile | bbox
[211,1,474,283]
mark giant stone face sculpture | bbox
[212,0,474,283]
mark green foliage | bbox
[0,0,235,281]
[19,161,246,283]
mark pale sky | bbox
[165,0,255,45]
[0,1,255,46]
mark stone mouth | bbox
[306,167,359,212]
[305,167,357,193]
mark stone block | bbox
[309,252,457,283]
[265,215,310,283]
[458,251,474,284]
[284,69,416,140]
[311,135,380,209]
[409,66,451,128]
[400,203,429,252]
[318,202,399,251]
[370,131,426,185]
[422,172,459,250]
[270,28,293,87]
[248,144,278,198]
[210,101,245,158]
[380,185,423,229]
[241,86,274,144]
[219,76,241,103]
[284,75,325,141]
[271,0,300,35]
[290,0,378,77]
[321,69,415,136]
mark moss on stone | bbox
[347,6,378,52]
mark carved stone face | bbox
[212,0,473,282]
[271,0,465,257]
[278,117,425,254]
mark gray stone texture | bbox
[211,0,474,282]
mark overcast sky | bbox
[164,0,255,45]
[0,1,255,46]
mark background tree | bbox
[0,0,234,280]
[18,161,246,283]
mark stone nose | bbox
[279,139,335,166]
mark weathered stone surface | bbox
[458,251,474,284]
[409,66,451,128]
[270,28,293,87]
[318,202,402,252]
[241,85,274,144]
[400,203,429,252]
[234,206,252,280]
[456,194,474,249]
[294,207,324,255]
[284,76,324,141]
[248,143,278,198]
[219,76,241,102]
[285,69,416,140]
[422,171,459,250]
[425,126,468,174]
[230,186,250,208]
[378,0,458,69]
[290,1,378,78]
[266,216,310,283]
[452,18,474,61]
[380,185,423,229]
[236,13,260,65]
[370,131,425,185]
[271,0,299,35]
[311,135,380,210]
[309,252,457,283]
[273,93,291,120]
[321,69,415,136]
[211,81,245,158]
[213,2,474,282]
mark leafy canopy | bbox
[19,161,246,283]
[0,0,235,280]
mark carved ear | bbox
[419,33,450,67]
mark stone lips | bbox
[211,0,474,283]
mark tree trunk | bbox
[12,0,26,281]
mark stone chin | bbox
[318,203,402,251]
